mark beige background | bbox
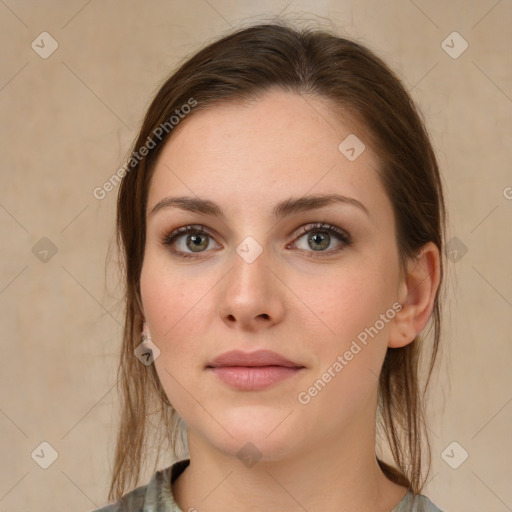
[1,1,511,511]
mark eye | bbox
[288,222,352,258]
[161,222,352,259]
[161,225,220,259]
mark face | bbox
[140,89,405,461]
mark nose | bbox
[217,244,286,332]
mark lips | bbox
[206,350,305,391]
[206,349,304,369]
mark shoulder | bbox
[413,495,444,512]
[393,489,445,512]
[88,459,189,512]
[414,495,444,512]
[89,484,147,511]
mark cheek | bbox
[298,271,395,415]
[309,265,392,336]
[140,255,212,417]
[303,259,398,382]
[140,252,215,361]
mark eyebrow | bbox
[149,193,369,219]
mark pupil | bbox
[310,232,328,250]
[189,234,206,251]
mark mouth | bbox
[206,349,303,368]
[206,350,305,391]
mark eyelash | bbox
[160,222,352,260]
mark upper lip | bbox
[207,350,304,368]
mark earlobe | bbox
[388,242,441,348]
[142,321,151,339]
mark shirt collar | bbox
[143,458,190,511]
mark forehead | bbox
[147,90,388,221]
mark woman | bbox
[94,21,446,512]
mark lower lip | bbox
[209,366,303,390]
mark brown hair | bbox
[109,20,446,502]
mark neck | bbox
[173,399,407,512]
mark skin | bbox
[140,89,441,512]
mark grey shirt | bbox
[91,459,444,512]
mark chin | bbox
[214,434,298,466]
[203,411,302,463]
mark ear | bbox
[388,242,441,348]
